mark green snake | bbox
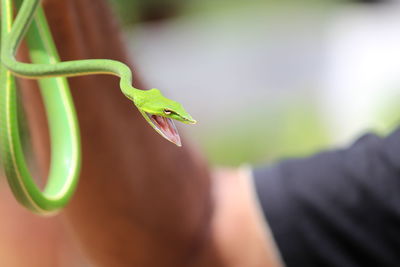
[0,0,196,215]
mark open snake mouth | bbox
[145,112,181,146]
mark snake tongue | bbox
[147,113,181,146]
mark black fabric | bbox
[253,128,400,267]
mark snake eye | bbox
[164,109,172,115]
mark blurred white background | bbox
[122,0,400,165]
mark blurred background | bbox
[108,0,400,166]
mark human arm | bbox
[0,0,282,266]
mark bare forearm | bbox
[15,1,281,266]
[22,0,216,266]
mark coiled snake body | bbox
[0,0,195,215]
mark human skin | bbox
[0,0,282,266]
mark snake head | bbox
[135,88,196,147]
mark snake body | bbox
[0,0,195,215]
[2,0,137,98]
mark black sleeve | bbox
[253,128,400,267]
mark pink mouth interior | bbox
[149,114,181,146]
